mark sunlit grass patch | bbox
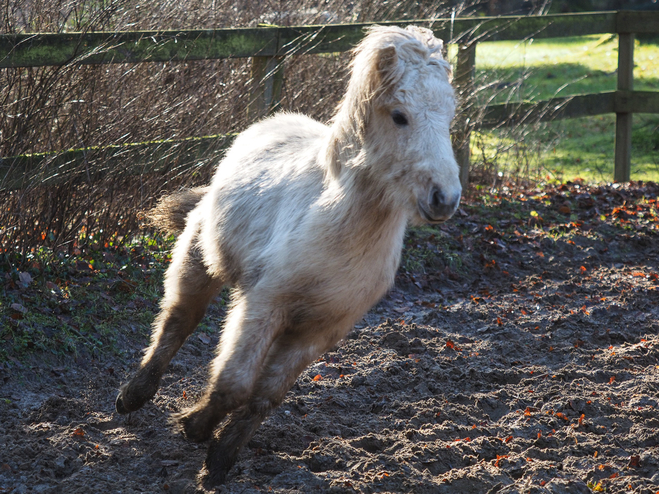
[456,35,659,184]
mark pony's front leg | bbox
[201,330,335,487]
[177,296,285,443]
[116,228,222,414]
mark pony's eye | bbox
[391,111,409,126]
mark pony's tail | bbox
[148,186,209,235]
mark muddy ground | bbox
[1,181,658,493]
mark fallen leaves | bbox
[3,180,658,493]
[445,340,462,351]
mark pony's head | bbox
[325,25,461,224]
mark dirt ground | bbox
[1,180,658,494]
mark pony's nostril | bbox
[425,186,459,221]
[430,187,444,209]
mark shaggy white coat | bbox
[117,25,461,486]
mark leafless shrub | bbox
[1,0,554,255]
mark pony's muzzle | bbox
[420,186,460,223]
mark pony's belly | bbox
[291,262,396,330]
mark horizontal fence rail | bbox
[0,12,630,68]
[478,91,659,128]
[1,10,658,189]
[6,11,659,69]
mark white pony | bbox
[116,25,461,486]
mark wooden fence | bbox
[1,10,659,190]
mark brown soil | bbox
[1,181,658,494]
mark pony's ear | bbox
[439,58,453,82]
[375,45,402,92]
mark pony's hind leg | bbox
[201,332,329,487]
[116,227,222,414]
[176,295,286,443]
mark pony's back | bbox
[198,112,331,285]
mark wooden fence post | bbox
[247,56,284,123]
[614,32,634,183]
[453,42,476,190]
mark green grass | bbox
[0,236,170,362]
[451,35,659,183]
[402,225,465,275]
[0,233,234,365]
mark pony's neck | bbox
[321,78,373,182]
[320,156,407,260]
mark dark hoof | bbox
[115,380,156,414]
[177,408,222,443]
[201,440,237,488]
[115,392,130,414]
[200,466,228,490]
